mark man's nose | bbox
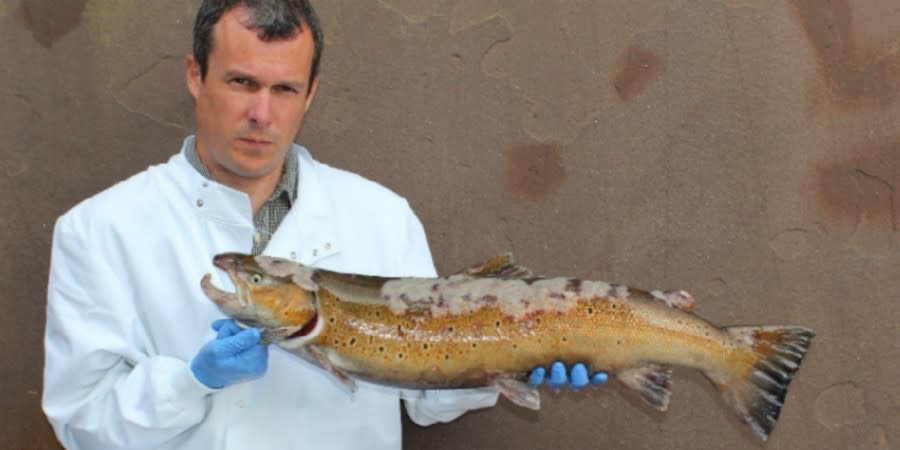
[247,90,273,127]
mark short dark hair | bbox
[192,0,324,91]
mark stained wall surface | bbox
[1,1,897,449]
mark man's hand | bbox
[190,319,269,389]
[528,361,609,390]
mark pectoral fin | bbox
[308,345,357,393]
[493,377,541,410]
[617,364,673,411]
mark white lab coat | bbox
[43,136,498,450]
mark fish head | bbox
[201,253,320,341]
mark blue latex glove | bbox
[191,319,269,389]
[529,361,609,390]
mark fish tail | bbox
[706,325,815,441]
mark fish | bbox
[200,252,814,441]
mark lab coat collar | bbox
[170,136,340,264]
[265,145,341,265]
[172,136,254,230]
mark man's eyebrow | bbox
[222,70,305,90]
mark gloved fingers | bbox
[211,318,233,331]
[528,366,546,386]
[547,361,568,389]
[237,344,269,375]
[591,371,609,386]
[569,363,589,389]
[217,327,262,356]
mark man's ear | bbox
[185,54,202,100]
[304,76,320,112]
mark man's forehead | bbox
[209,7,314,80]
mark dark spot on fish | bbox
[397,325,404,337]
[423,343,429,350]
[612,304,618,309]
[472,343,477,348]
[445,354,450,360]
[378,346,385,352]
[448,327,455,333]
[375,311,382,318]
[587,308,594,315]
[329,318,336,324]
[350,338,356,346]
[397,353,404,360]
[495,321,501,328]
[617,339,622,345]
[512,344,518,349]
[611,46,663,102]
[505,144,566,200]
[565,279,583,294]
[482,295,498,303]
[535,318,541,325]
[561,337,568,342]
[333,339,340,345]
[16,0,88,48]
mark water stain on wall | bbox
[16,0,88,48]
[611,46,663,102]
[505,144,566,200]
[814,382,867,430]
[788,0,900,112]
[816,143,898,231]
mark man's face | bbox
[186,7,318,183]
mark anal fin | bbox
[616,364,673,411]
[493,377,541,410]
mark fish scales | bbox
[201,253,815,442]
[312,280,734,388]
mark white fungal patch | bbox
[381,276,615,319]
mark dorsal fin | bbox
[458,253,535,279]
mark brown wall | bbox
[2,1,897,449]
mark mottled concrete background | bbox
[2,1,898,449]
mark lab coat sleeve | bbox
[394,205,501,425]
[43,215,216,449]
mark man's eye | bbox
[274,85,298,94]
[231,78,251,86]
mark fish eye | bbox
[250,274,263,284]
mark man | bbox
[43,1,605,449]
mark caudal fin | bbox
[709,326,815,441]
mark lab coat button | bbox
[313,249,319,257]
[289,251,297,260]
[324,242,332,250]
[202,181,209,188]
[196,199,204,207]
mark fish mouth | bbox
[200,273,238,306]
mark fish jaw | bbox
[201,253,321,341]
